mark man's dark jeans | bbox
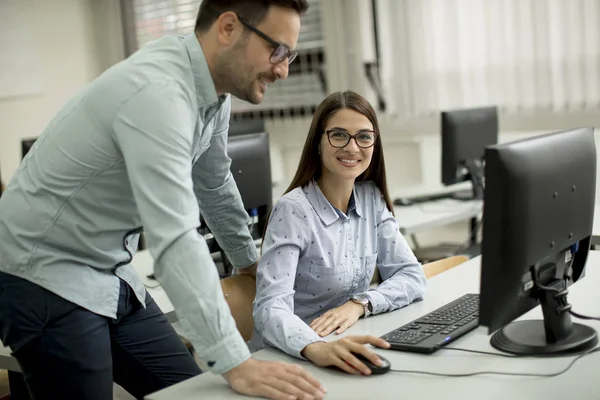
[0,271,201,399]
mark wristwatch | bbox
[351,293,372,318]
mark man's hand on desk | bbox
[236,261,258,277]
[222,358,327,400]
[309,301,364,337]
[301,336,390,376]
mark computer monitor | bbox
[227,131,272,217]
[198,131,272,244]
[228,118,265,137]
[479,127,598,356]
[21,138,37,159]
[441,106,498,199]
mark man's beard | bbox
[215,46,262,104]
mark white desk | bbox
[592,206,600,247]
[394,199,482,236]
[130,250,177,322]
[145,252,600,400]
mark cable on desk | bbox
[569,310,600,322]
[442,347,594,359]
[441,348,518,358]
[389,346,600,377]
[144,282,161,289]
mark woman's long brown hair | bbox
[261,90,395,248]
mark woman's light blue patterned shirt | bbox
[250,179,427,358]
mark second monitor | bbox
[441,106,498,200]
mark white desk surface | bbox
[391,183,482,235]
[130,250,177,322]
[592,206,600,245]
[394,199,482,235]
[146,252,600,400]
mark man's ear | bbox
[214,11,241,46]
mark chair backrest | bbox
[422,255,469,279]
[220,274,257,342]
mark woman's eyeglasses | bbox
[325,129,378,148]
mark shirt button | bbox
[347,235,352,240]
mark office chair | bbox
[369,255,469,288]
[220,274,257,342]
[422,255,469,279]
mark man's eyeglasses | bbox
[325,129,378,149]
[238,17,298,65]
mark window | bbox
[375,0,600,119]
[126,0,326,120]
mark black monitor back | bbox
[22,138,37,159]
[480,127,596,333]
[228,132,272,212]
[441,106,498,185]
[228,118,266,137]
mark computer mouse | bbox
[353,352,391,375]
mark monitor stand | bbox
[490,279,598,355]
[451,159,485,201]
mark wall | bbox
[0,0,123,184]
[267,114,600,201]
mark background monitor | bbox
[227,131,272,215]
[228,118,266,137]
[479,127,598,355]
[441,106,498,199]
[21,138,37,159]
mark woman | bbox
[250,90,426,375]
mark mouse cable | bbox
[441,346,595,359]
[440,348,517,358]
[569,310,600,322]
[388,346,600,378]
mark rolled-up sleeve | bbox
[192,97,258,269]
[253,199,324,359]
[112,83,249,375]
[365,188,427,315]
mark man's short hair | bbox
[195,0,309,33]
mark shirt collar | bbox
[304,180,363,226]
[183,34,228,108]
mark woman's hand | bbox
[301,336,391,375]
[309,301,365,337]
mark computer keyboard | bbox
[380,293,479,353]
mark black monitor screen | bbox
[441,106,498,193]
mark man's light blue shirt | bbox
[0,34,257,374]
[250,180,427,358]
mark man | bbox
[0,1,327,399]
